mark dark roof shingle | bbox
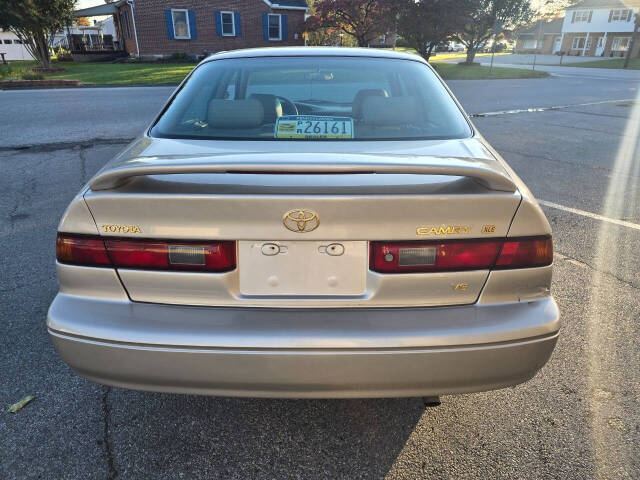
[518,17,563,35]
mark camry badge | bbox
[283,209,320,233]
[416,225,471,236]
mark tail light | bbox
[56,235,111,267]
[56,234,236,272]
[370,236,552,273]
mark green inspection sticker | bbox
[275,116,354,139]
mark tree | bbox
[307,27,358,46]
[304,0,358,46]
[456,0,533,64]
[305,0,398,47]
[76,17,90,27]
[397,0,466,60]
[0,0,75,69]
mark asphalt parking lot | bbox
[1,73,639,479]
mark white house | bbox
[52,17,117,50]
[0,29,34,61]
[559,0,639,57]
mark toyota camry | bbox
[48,47,559,398]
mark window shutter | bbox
[608,10,613,22]
[627,10,633,22]
[588,11,592,22]
[571,11,576,23]
[234,12,242,37]
[215,11,222,36]
[165,10,175,39]
[281,14,288,41]
[188,10,197,39]
[262,13,269,40]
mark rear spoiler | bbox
[89,155,517,192]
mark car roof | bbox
[203,47,428,64]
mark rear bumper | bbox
[47,295,560,398]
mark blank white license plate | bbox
[238,241,367,296]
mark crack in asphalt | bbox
[555,251,640,291]
[0,138,134,154]
[496,147,640,181]
[102,387,119,480]
[78,146,88,184]
[469,99,636,118]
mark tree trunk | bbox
[356,35,368,47]
[464,45,477,64]
[416,42,428,60]
[24,31,52,69]
[35,34,52,69]
[425,43,436,61]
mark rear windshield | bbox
[151,56,472,141]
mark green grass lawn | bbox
[559,57,640,70]
[49,61,196,85]
[1,56,545,86]
[431,62,548,79]
[0,60,196,85]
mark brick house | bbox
[515,18,564,54]
[76,0,308,59]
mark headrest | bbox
[361,96,421,127]
[208,99,264,129]
[249,94,283,124]
[352,89,389,119]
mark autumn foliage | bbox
[305,0,398,47]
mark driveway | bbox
[1,75,639,479]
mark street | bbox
[1,74,639,479]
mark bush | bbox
[57,52,73,62]
[21,70,45,80]
[168,52,193,62]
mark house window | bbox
[571,36,586,49]
[610,9,631,22]
[523,38,537,49]
[379,34,387,44]
[573,10,591,22]
[268,14,281,41]
[612,37,630,51]
[172,9,191,39]
[221,11,235,36]
[3,39,12,44]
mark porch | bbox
[70,2,130,61]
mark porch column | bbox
[559,32,565,52]
[583,32,589,56]
[602,32,607,56]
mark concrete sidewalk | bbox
[482,53,611,66]
[477,61,640,81]
[436,53,640,79]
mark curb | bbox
[0,79,82,89]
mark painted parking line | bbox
[538,199,640,231]
[470,98,635,117]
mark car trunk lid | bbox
[82,151,521,307]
